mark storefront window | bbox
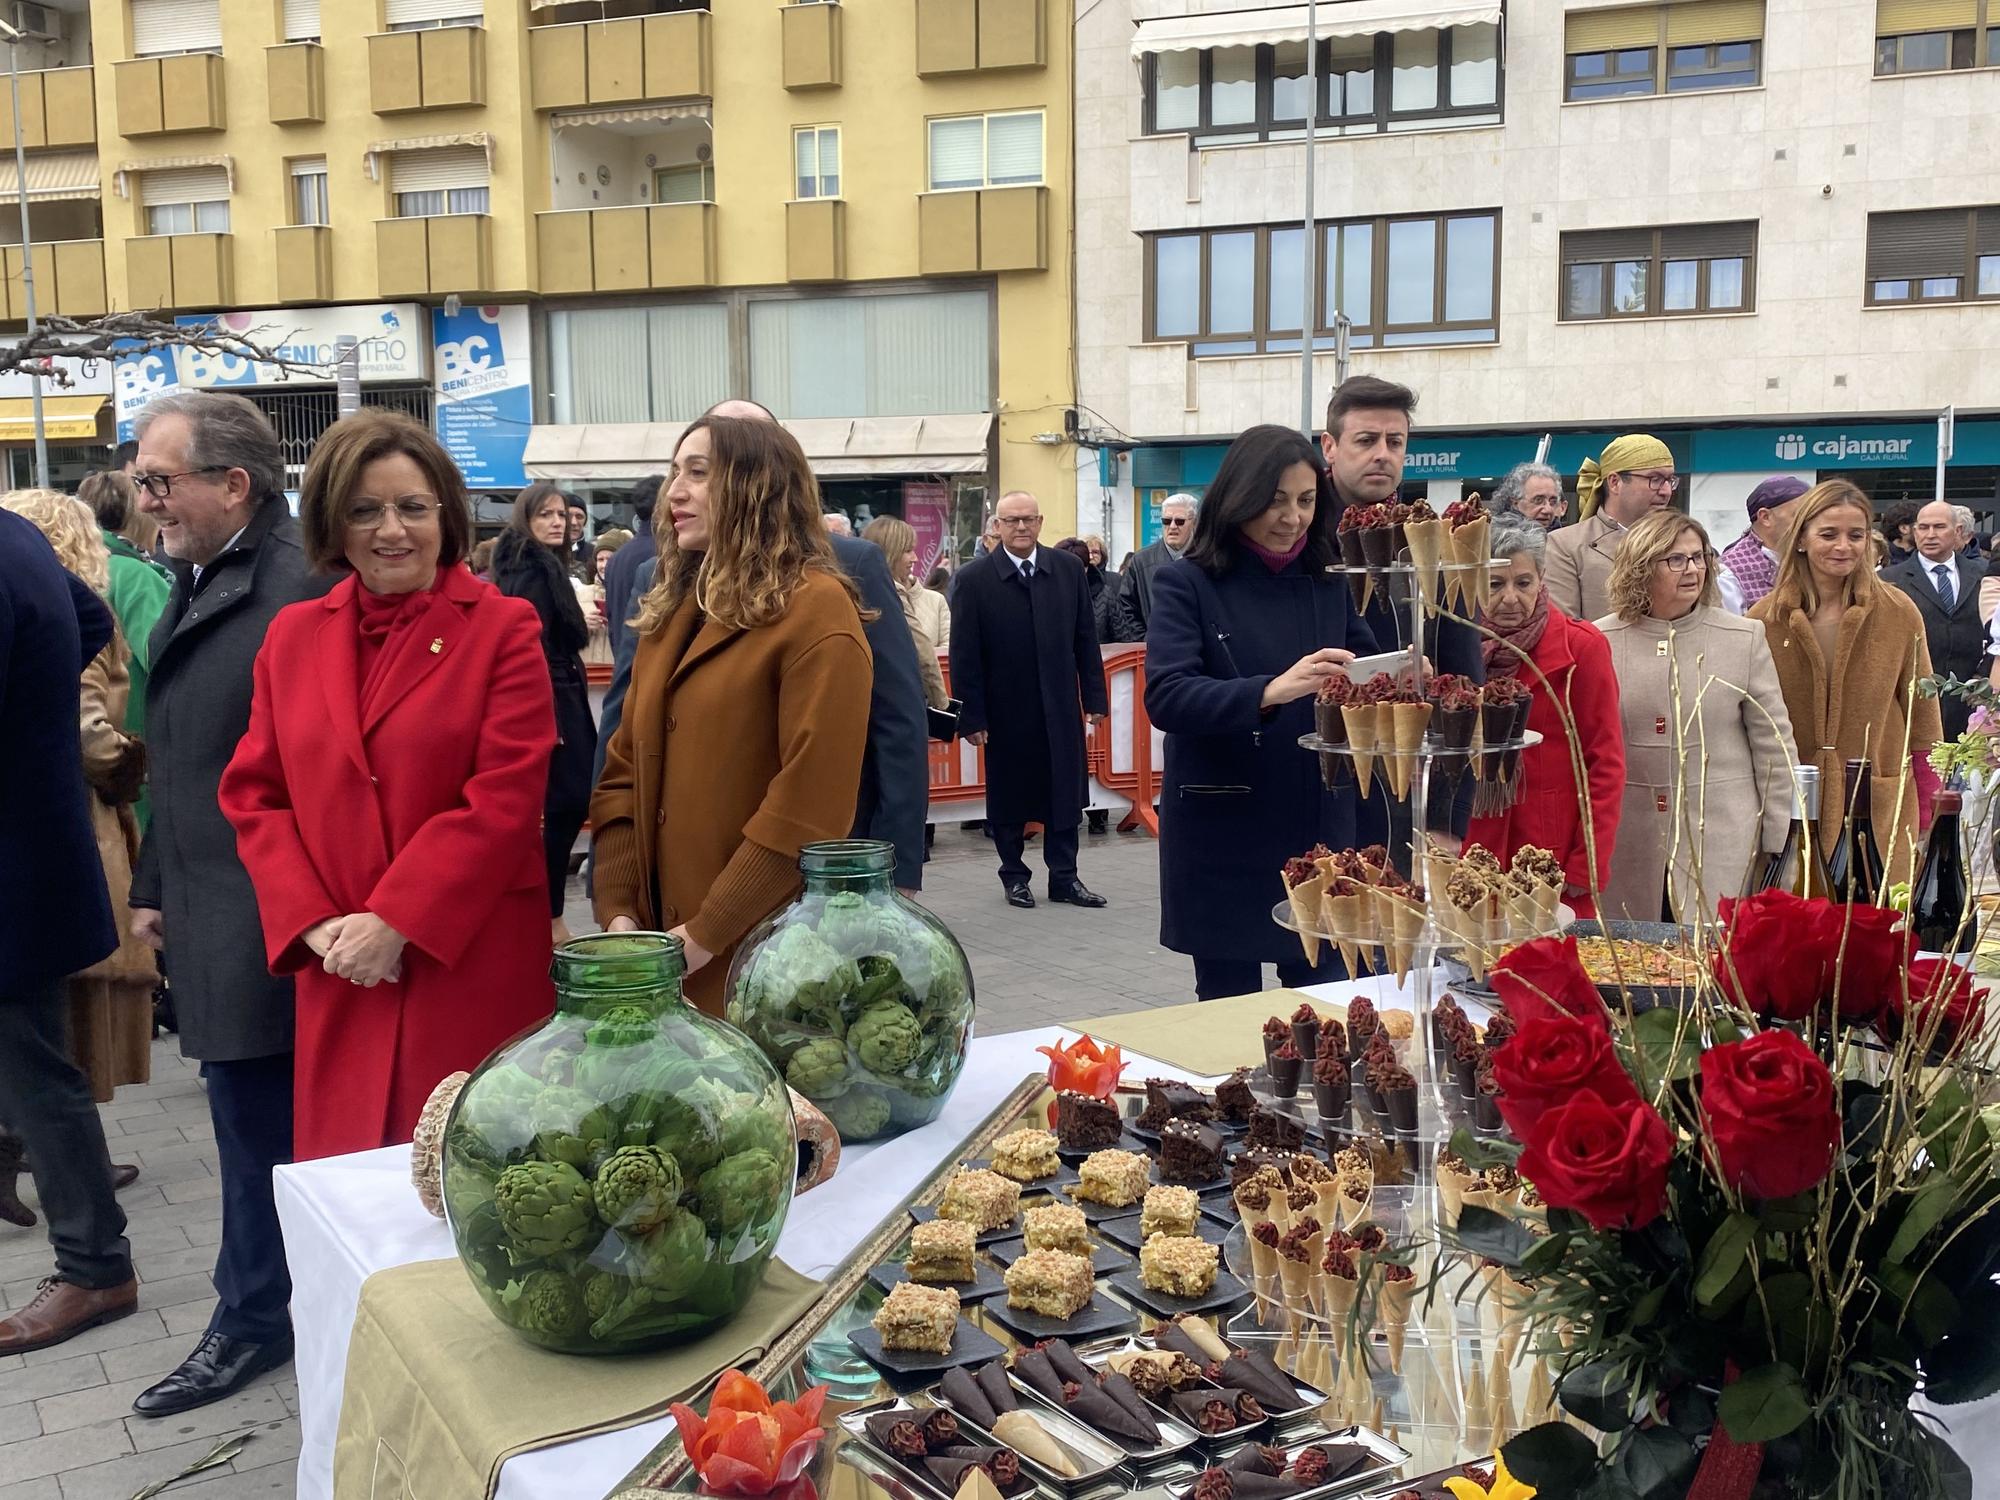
[548,304,730,424]
[749,288,991,419]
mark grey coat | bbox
[131,501,330,1061]
[1112,538,1178,642]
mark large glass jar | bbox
[441,933,795,1355]
[726,840,974,1143]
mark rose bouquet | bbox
[1452,911,2000,1500]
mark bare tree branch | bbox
[0,312,333,385]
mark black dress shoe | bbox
[1049,881,1109,908]
[1004,882,1036,909]
[132,1330,295,1418]
[112,1163,140,1192]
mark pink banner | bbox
[903,480,951,579]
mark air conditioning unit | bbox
[12,3,59,42]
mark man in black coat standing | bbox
[0,512,138,1355]
[951,490,1111,908]
[599,473,660,661]
[1111,493,1197,642]
[1884,499,1986,741]
[127,392,329,1417]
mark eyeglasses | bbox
[1622,471,1681,495]
[998,516,1042,528]
[134,467,227,499]
[1161,516,1192,528]
[348,499,442,530]
[1658,550,1709,573]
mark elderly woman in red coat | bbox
[1464,512,1625,916]
[219,411,556,1160]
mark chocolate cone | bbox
[1357,526,1394,569]
[1502,695,1534,783]
[1065,1377,1158,1443]
[1170,1390,1243,1436]
[1042,1339,1094,1388]
[1223,1472,1304,1500]
[1097,1370,1162,1440]
[1310,1444,1377,1482]
[1011,1349,1065,1404]
[1267,1053,1302,1098]
[1385,1085,1419,1132]
[1289,1017,1320,1059]
[976,1359,1019,1414]
[943,1367,1000,1428]
[1311,1079,1351,1122]
[866,1412,931,1458]
[1222,1444,1286,1476]
[1337,530,1370,614]
[1152,1320,1211,1364]
[1222,1349,1303,1410]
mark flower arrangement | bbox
[670,1370,829,1499]
[1036,1034,1125,1124]
[1455,901,2000,1500]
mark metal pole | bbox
[335,334,361,418]
[1936,404,1954,505]
[1299,0,1318,438]
[6,29,47,490]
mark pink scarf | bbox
[1241,533,1311,573]
[1481,590,1551,677]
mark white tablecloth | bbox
[276,1026,1226,1500]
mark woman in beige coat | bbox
[863,516,950,709]
[1749,481,1941,887]
[1596,510,1799,922]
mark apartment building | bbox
[0,0,1078,554]
[1075,0,2000,558]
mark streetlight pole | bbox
[1298,0,1318,439]
[1,20,47,490]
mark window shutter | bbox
[383,0,482,24]
[1865,209,1970,280]
[928,118,983,189]
[390,146,488,194]
[1664,0,1764,43]
[1564,6,1661,52]
[282,0,321,41]
[130,0,223,55]
[1658,220,1757,258]
[1975,207,2000,256]
[291,156,327,178]
[1874,0,1978,33]
[985,113,1044,185]
[138,164,229,207]
[1561,226,1659,263]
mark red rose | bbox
[1491,1012,1641,1139]
[1490,936,1610,1030]
[1889,958,1987,1053]
[1699,1030,1840,1200]
[1517,1089,1673,1231]
[1825,903,1909,1021]
[1713,890,1826,1020]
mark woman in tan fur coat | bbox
[1749,481,1942,888]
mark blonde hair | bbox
[1765,480,1878,616]
[3,488,108,595]
[862,514,917,572]
[1605,509,1719,622]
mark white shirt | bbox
[1003,546,1039,580]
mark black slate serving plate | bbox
[964,1155,1082,1192]
[868,1256,1008,1302]
[1096,1212,1229,1253]
[849,1317,1007,1378]
[1056,1180,1153,1223]
[981,1290,1140,1345]
[1104,1265,1254,1322]
[1561,918,1699,1012]
[986,1236,1133,1276]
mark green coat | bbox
[103,532,172,828]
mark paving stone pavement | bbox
[0,824,1226,1499]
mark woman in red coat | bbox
[220,411,556,1160]
[1464,512,1625,916]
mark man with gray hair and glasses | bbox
[1111,493,1197,641]
[125,392,328,1418]
[1492,462,1565,529]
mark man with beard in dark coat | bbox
[950,490,1111,908]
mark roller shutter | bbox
[130,0,222,55]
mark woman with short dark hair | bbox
[219,409,558,1158]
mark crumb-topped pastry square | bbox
[1139,1185,1199,1239]
[873,1282,960,1353]
[939,1168,1022,1232]
[1003,1248,1095,1319]
[906,1220,976,1283]
[990,1127,1062,1183]
[1075,1149,1149,1207]
[1140,1235,1219,1298]
[1022,1202,1091,1255]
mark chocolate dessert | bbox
[1215,1067,1257,1124]
[1261,1016,1289,1067]
[1288,1003,1321,1060]
[1311,1055,1351,1121]
[1158,1119,1228,1184]
[1054,1089,1122,1151]
[1315,1018,1347,1059]
[1246,1102,1307,1152]
[1267,1041,1303,1099]
[865,1413,929,1460]
[1137,1078,1217,1132]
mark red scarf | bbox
[355,579,438,710]
[1481,590,1551,677]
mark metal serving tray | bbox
[1170,1426,1411,1500]
[915,1380,1133,1494]
[1006,1366,1204,1466]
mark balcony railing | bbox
[376,214,492,298]
[529,11,711,110]
[125,232,233,310]
[116,54,227,137]
[916,0,1046,76]
[0,239,107,321]
[0,66,96,149]
[268,43,326,125]
[274,225,333,302]
[918,186,1048,275]
[370,25,486,115]
[536,203,716,293]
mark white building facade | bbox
[1076,0,2000,560]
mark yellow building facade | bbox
[0,0,1079,539]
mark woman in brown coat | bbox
[591,416,873,1013]
[1749,481,1941,886]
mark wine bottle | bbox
[1758,765,1835,899]
[1911,791,1975,955]
[1825,758,1887,905]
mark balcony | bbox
[370,25,487,116]
[125,232,233,310]
[116,54,227,137]
[786,198,845,283]
[0,67,96,151]
[916,0,1045,76]
[274,224,333,302]
[267,43,326,126]
[0,239,107,321]
[537,203,716,293]
[529,12,711,111]
[781,2,842,91]
[918,186,1047,274]
[376,214,492,298]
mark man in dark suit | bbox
[599,474,659,660]
[951,490,1111,908]
[0,512,137,1355]
[127,392,329,1416]
[1884,499,1986,741]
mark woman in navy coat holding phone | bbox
[1144,425,1377,1001]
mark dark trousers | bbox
[994,820,1080,888]
[1191,955,1343,1004]
[0,979,130,1288]
[201,1053,294,1343]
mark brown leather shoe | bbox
[0,1276,138,1355]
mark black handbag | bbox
[928,698,963,743]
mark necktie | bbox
[1021,561,1035,582]
[1934,563,1956,608]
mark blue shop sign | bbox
[1694,420,2000,472]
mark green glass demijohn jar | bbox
[440,933,795,1355]
[726,840,974,1143]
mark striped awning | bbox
[550,102,710,130]
[0,151,100,202]
[363,131,495,180]
[111,153,234,198]
[1131,0,1503,56]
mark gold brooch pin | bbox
[430,638,444,654]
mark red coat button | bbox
[1655,716,1667,736]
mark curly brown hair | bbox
[1605,509,1719,622]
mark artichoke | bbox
[850,1001,922,1075]
[591,1145,683,1234]
[745,924,859,1036]
[822,1087,893,1141]
[721,1097,792,1162]
[515,1269,587,1340]
[785,1037,850,1098]
[442,1155,499,1228]
[456,1199,517,1289]
[529,1084,618,1173]
[586,1004,657,1047]
[580,1268,625,1324]
[495,1160,599,1257]
[631,1206,710,1300]
[852,954,907,1010]
[697,1149,787,1237]
[452,1064,545,1164]
[818,891,893,961]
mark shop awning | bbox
[1131,0,1503,56]
[0,395,107,441]
[550,102,710,130]
[524,415,994,481]
[0,151,100,202]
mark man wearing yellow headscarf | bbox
[1544,433,1677,622]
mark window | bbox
[1143,23,1502,141]
[1865,206,2000,305]
[793,126,839,200]
[1873,0,1995,73]
[549,304,731,424]
[282,0,321,42]
[655,162,714,204]
[290,157,330,225]
[138,165,230,235]
[1145,210,1500,355]
[748,289,992,418]
[388,146,489,217]
[1559,221,1758,319]
[1564,2,1764,100]
[383,0,482,29]
[927,111,1044,191]
[130,0,223,56]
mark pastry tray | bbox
[836,1396,1125,1500]
[1167,1427,1412,1500]
[912,1386,1133,1495]
[1008,1365,1205,1465]
[1090,1334,1334,1431]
